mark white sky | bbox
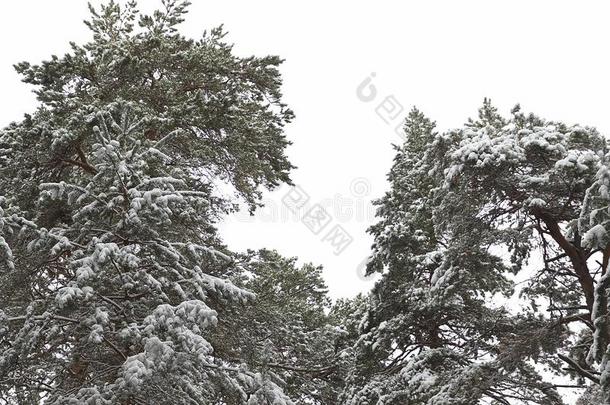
[2,1,610,304]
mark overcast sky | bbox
[2,1,610,303]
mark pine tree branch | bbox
[266,362,336,375]
[102,336,127,361]
[547,305,589,312]
[557,354,600,385]
[532,207,594,315]
[552,313,593,330]
[7,315,79,323]
[59,158,97,175]
[76,145,98,174]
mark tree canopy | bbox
[342,102,610,404]
[2,1,610,404]
[0,1,302,403]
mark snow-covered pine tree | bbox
[577,148,610,403]
[217,249,357,404]
[0,1,295,403]
[343,103,609,404]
